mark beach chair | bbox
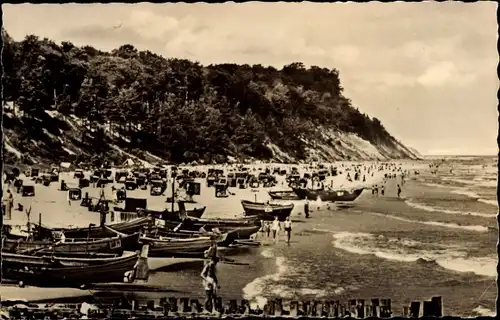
[69,188,82,201]
[21,185,35,197]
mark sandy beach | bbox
[2,158,497,316]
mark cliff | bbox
[2,31,420,166]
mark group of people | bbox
[255,216,293,244]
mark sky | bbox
[3,2,498,156]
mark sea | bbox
[238,156,498,316]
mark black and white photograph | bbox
[1,2,498,318]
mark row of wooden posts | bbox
[1,296,443,319]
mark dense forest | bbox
[2,30,419,166]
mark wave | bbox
[332,232,496,278]
[473,305,496,317]
[478,198,498,207]
[405,199,496,218]
[442,177,497,188]
[450,189,480,199]
[436,256,497,278]
[366,211,490,232]
[242,248,288,309]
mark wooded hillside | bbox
[2,30,419,166]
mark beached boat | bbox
[291,187,364,202]
[268,190,300,200]
[241,200,294,221]
[157,215,260,233]
[1,251,140,287]
[31,217,153,240]
[2,232,140,256]
[222,225,261,246]
[141,206,206,220]
[138,235,214,258]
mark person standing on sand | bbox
[381,185,385,196]
[304,199,310,218]
[284,217,292,244]
[271,217,281,243]
[265,221,271,241]
[201,257,220,313]
[67,189,72,206]
[256,220,265,240]
[397,184,402,198]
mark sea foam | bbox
[331,232,496,278]
[405,199,496,218]
[366,211,490,233]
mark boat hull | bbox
[1,251,139,287]
[292,187,364,202]
[2,233,140,256]
[268,191,300,200]
[140,236,213,258]
[32,218,152,240]
[241,200,294,221]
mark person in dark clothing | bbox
[304,199,310,218]
[397,184,402,198]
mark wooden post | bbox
[423,300,434,317]
[410,301,421,318]
[168,298,178,313]
[171,179,175,213]
[240,299,250,315]
[180,298,190,313]
[275,299,283,316]
[229,300,238,314]
[380,299,392,318]
[349,299,357,317]
[314,301,323,317]
[175,298,184,314]
[339,303,346,317]
[371,298,380,317]
[190,299,202,313]
[302,300,311,316]
[146,300,155,311]
[431,296,442,317]
[357,299,365,318]
[214,297,223,313]
[403,306,410,317]
[290,301,299,317]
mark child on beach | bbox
[265,221,271,241]
[271,217,281,243]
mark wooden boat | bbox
[141,206,206,220]
[292,187,364,202]
[158,215,260,232]
[268,190,300,200]
[2,231,140,256]
[241,200,294,221]
[31,217,153,240]
[221,225,261,246]
[1,251,140,287]
[138,235,214,258]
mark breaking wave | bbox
[405,199,496,218]
[366,211,490,232]
[332,232,496,277]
